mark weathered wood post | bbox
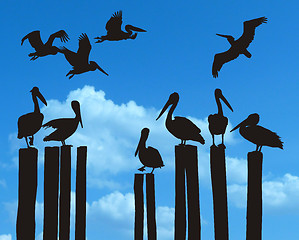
[210,144,229,240]
[146,173,157,240]
[43,147,60,240]
[175,145,201,240]
[59,145,72,240]
[134,174,144,240]
[246,151,263,240]
[17,148,38,240]
[75,146,87,240]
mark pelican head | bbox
[215,88,233,112]
[231,113,259,132]
[30,86,47,106]
[216,34,235,44]
[135,127,150,156]
[156,92,179,120]
[71,100,83,128]
[90,61,109,76]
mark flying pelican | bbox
[60,33,108,79]
[156,92,205,145]
[21,30,69,60]
[230,113,283,152]
[42,101,83,145]
[95,10,146,43]
[135,128,164,173]
[208,89,233,145]
[17,87,47,148]
[212,17,267,78]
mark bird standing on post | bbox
[95,10,146,43]
[212,17,267,78]
[156,92,205,145]
[21,30,69,60]
[135,128,164,173]
[59,33,108,79]
[230,113,283,152]
[43,101,83,146]
[17,87,47,148]
[208,89,233,145]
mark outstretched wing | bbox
[106,10,123,34]
[77,33,91,64]
[43,118,70,129]
[212,49,240,78]
[21,31,44,50]
[239,17,267,47]
[45,30,69,46]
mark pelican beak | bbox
[230,117,249,132]
[135,139,141,157]
[96,64,109,76]
[156,98,171,121]
[220,93,233,112]
[216,33,230,39]
[130,26,147,32]
[79,114,83,128]
[37,91,47,106]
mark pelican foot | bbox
[138,166,146,172]
[218,143,226,149]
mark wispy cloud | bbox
[0,234,12,240]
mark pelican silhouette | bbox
[17,87,47,148]
[95,10,146,43]
[212,17,267,78]
[135,128,164,173]
[21,30,69,60]
[230,113,283,152]
[59,33,108,79]
[43,101,83,145]
[156,92,205,145]
[208,89,233,145]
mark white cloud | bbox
[0,234,12,240]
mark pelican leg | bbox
[180,140,184,145]
[212,134,215,146]
[256,145,259,151]
[29,135,34,146]
[25,137,30,148]
[222,134,224,145]
[258,146,263,152]
[151,168,155,174]
[62,140,66,146]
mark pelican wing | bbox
[174,116,201,133]
[239,17,267,47]
[106,11,123,34]
[77,33,91,64]
[59,47,78,66]
[212,49,240,78]
[45,30,69,46]
[147,146,164,165]
[43,118,71,129]
[21,31,44,50]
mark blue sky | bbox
[0,0,299,239]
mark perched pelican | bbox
[212,17,267,78]
[42,101,83,145]
[230,113,283,152]
[21,30,69,60]
[135,128,164,173]
[156,92,205,145]
[17,87,47,148]
[60,33,108,79]
[95,10,146,43]
[208,89,233,145]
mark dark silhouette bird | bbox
[230,113,283,152]
[17,87,47,148]
[60,33,108,79]
[156,92,205,145]
[212,17,267,78]
[43,101,83,145]
[95,10,146,43]
[135,128,164,173]
[21,30,69,60]
[208,89,233,145]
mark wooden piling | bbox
[134,174,144,240]
[59,145,72,240]
[210,144,229,240]
[43,147,60,240]
[146,173,157,240]
[246,151,263,240]
[175,145,201,240]
[75,146,87,240]
[17,148,38,240]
